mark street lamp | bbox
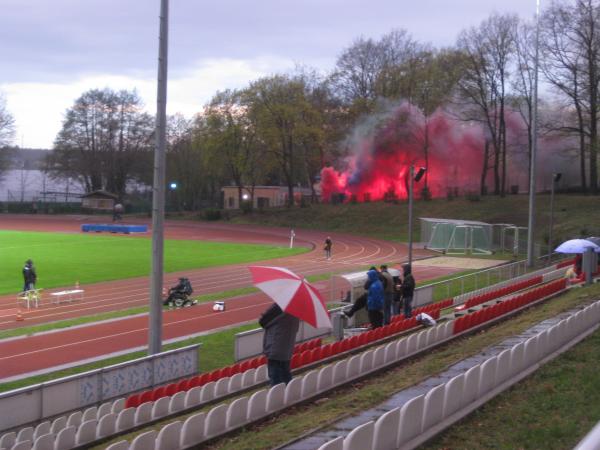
[548,172,562,261]
[408,165,426,266]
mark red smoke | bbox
[321,102,486,202]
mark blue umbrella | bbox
[555,238,600,254]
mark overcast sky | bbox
[1,0,538,149]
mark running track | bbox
[0,214,455,380]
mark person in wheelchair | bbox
[163,277,196,307]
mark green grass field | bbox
[0,230,308,295]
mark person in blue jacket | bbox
[366,268,384,329]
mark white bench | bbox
[50,289,84,304]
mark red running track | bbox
[0,214,452,380]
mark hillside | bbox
[229,194,600,244]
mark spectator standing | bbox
[22,259,37,292]
[324,237,333,260]
[380,265,394,325]
[366,268,384,329]
[401,264,415,318]
[259,303,300,386]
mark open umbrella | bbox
[585,237,600,251]
[248,266,332,329]
[555,238,600,254]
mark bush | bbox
[202,208,222,221]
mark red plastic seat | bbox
[125,394,141,409]
[152,387,167,401]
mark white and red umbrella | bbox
[248,266,332,329]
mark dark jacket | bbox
[366,269,384,311]
[260,304,300,361]
[401,265,415,297]
[23,262,37,284]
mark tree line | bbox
[2,0,599,207]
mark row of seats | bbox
[461,276,543,310]
[454,279,568,334]
[316,299,600,450]
[102,313,459,449]
[0,398,125,450]
[124,339,322,408]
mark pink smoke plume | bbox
[321,102,487,202]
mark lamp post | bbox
[149,0,169,355]
[527,0,541,268]
[548,172,561,261]
[408,165,427,266]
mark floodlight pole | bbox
[527,0,541,268]
[408,165,415,266]
[149,0,169,355]
[548,173,560,262]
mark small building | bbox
[80,190,118,211]
[221,186,313,210]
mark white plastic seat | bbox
[16,427,33,444]
[317,436,343,450]
[116,407,135,432]
[204,404,228,438]
[373,407,400,450]
[317,365,334,392]
[81,407,97,423]
[134,402,153,426]
[151,397,171,420]
[247,389,267,420]
[50,416,67,435]
[200,382,216,403]
[462,364,481,407]
[478,356,498,396]
[422,383,445,431]
[359,350,374,374]
[372,346,385,368]
[169,391,186,414]
[442,374,464,418]
[130,430,156,450]
[254,365,268,384]
[179,412,206,448]
[215,377,230,397]
[156,421,182,450]
[405,333,418,355]
[75,419,97,446]
[228,373,243,392]
[66,411,82,429]
[31,433,53,450]
[54,426,76,450]
[96,412,116,439]
[97,401,112,420]
[241,368,256,388]
[301,370,318,399]
[346,355,361,380]
[284,377,303,405]
[397,394,425,447]
[266,383,286,413]
[383,341,397,365]
[332,360,348,386]
[0,431,16,450]
[343,420,374,450]
[112,398,126,414]
[33,422,50,441]
[226,397,249,429]
[9,440,32,450]
[184,386,202,408]
[105,440,130,450]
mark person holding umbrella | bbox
[259,303,299,386]
[249,266,332,386]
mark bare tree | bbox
[455,13,518,196]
